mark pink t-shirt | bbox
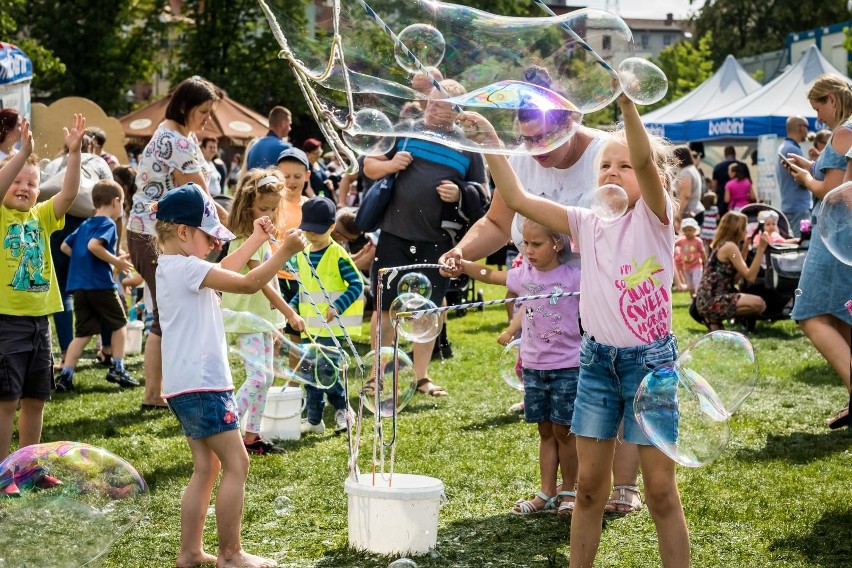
[565,197,675,347]
[725,178,752,210]
[675,235,704,270]
[506,261,581,370]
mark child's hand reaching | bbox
[63,114,87,154]
[458,112,501,147]
[324,306,337,323]
[252,216,276,239]
[19,117,33,157]
[497,329,514,346]
[288,313,306,332]
[116,253,134,274]
[282,228,307,255]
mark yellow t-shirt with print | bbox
[0,198,64,316]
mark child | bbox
[460,219,580,516]
[221,169,306,455]
[154,183,305,568]
[0,115,85,463]
[752,210,797,246]
[459,94,689,566]
[56,180,139,391]
[291,196,363,435]
[676,217,707,295]
[700,191,718,251]
[695,211,769,330]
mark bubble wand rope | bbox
[531,0,619,80]
[354,0,461,113]
[395,290,580,319]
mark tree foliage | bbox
[691,0,851,65]
[647,32,715,111]
[6,0,162,114]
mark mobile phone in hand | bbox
[778,152,793,168]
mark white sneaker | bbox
[300,419,326,434]
[334,408,354,434]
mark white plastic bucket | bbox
[125,321,144,355]
[344,473,445,555]
[257,386,304,441]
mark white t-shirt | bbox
[565,196,675,348]
[207,160,223,196]
[156,254,233,398]
[508,132,610,265]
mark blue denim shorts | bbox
[522,367,579,426]
[571,334,678,445]
[167,390,241,440]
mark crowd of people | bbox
[0,68,850,567]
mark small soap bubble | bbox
[397,272,433,298]
[394,24,446,74]
[590,184,629,221]
[617,57,668,105]
[362,347,417,417]
[274,495,293,516]
[389,558,419,568]
[497,339,524,391]
[409,245,417,254]
[389,293,442,343]
[817,181,852,266]
[342,108,395,156]
[794,288,803,298]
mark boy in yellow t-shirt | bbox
[0,114,87,472]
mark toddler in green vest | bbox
[291,196,363,434]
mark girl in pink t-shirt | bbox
[459,94,688,567]
[461,220,581,517]
[724,163,755,210]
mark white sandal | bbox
[511,491,556,515]
[556,490,576,516]
[605,484,642,515]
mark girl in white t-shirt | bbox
[154,183,305,568]
[459,94,688,567]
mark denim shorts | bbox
[522,367,579,426]
[167,390,241,440]
[571,334,678,445]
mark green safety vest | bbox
[295,241,364,338]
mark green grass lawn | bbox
[12,285,852,567]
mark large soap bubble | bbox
[260,0,638,156]
[0,442,149,567]
[389,293,442,343]
[817,181,852,266]
[634,363,731,467]
[222,309,348,390]
[677,331,758,415]
[362,347,417,417]
[497,339,525,391]
[397,271,433,298]
[617,57,668,105]
[394,24,446,74]
[590,184,629,221]
[342,108,395,156]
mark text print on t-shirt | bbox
[615,257,670,342]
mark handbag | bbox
[38,155,102,218]
[355,139,409,232]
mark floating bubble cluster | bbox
[817,181,852,266]
[634,331,758,467]
[0,442,149,567]
[222,309,348,389]
[498,339,525,391]
[362,347,418,417]
[260,0,648,157]
[389,293,442,343]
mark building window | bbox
[602,35,611,50]
[641,34,650,49]
[663,34,673,46]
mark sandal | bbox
[416,378,448,397]
[556,490,576,516]
[511,491,556,515]
[827,404,849,430]
[605,484,642,515]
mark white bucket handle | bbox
[262,397,306,420]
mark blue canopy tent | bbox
[0,42,33,120]
[642,54,762,142]
[686,45,846,142]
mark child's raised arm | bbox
[459,112,572,238]
[219,217,279,272]
[459,259,508,286]
[53,114,86,220]
[617,95,668,223]
[0,118,33,200]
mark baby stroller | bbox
[444,274,485,317]
[737,203,808,330]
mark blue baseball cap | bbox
[155,183,235,242]
[277,148,310,170]
[299,196,337,233]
